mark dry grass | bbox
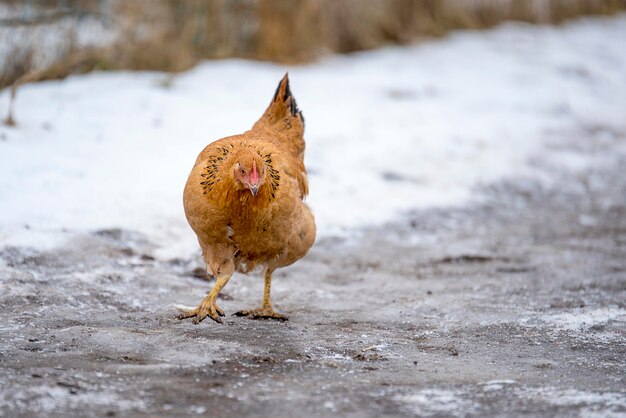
[112,0,626,65]
[2,0,625,122]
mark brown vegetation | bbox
[142,0,626,65]
[1,0,625,92]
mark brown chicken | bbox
[178,74,316,324]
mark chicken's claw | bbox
[175,301,225,324]
[233,307,288,321]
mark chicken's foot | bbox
[177,273,231,324]
[234,307,287,320]
[234,268,288,321]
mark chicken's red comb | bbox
[250,160,260,184]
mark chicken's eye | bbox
[240,168,245,174]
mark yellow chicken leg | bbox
[178,273,231,324]
[234,268,288,321]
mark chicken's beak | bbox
[250,185,259,197]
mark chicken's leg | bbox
[177,273,231,324]
[234,268,287,320]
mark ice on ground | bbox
[481,380,517,391]
[1,15,625,259]
[3,384,146,415]
[542,306,626,332]
[518,306,626,343]
[394,389,478,416]
[517,387,626,418]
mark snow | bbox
[1,15,626,259]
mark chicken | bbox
[178,74,316,324]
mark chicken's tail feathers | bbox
[271,72,305,126]
[253,73,306,159]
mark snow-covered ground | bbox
[1,15,625,259]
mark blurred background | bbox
[2,0,625,90]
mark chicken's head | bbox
[233,150,265,197]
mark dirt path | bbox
[1,149,625,417]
